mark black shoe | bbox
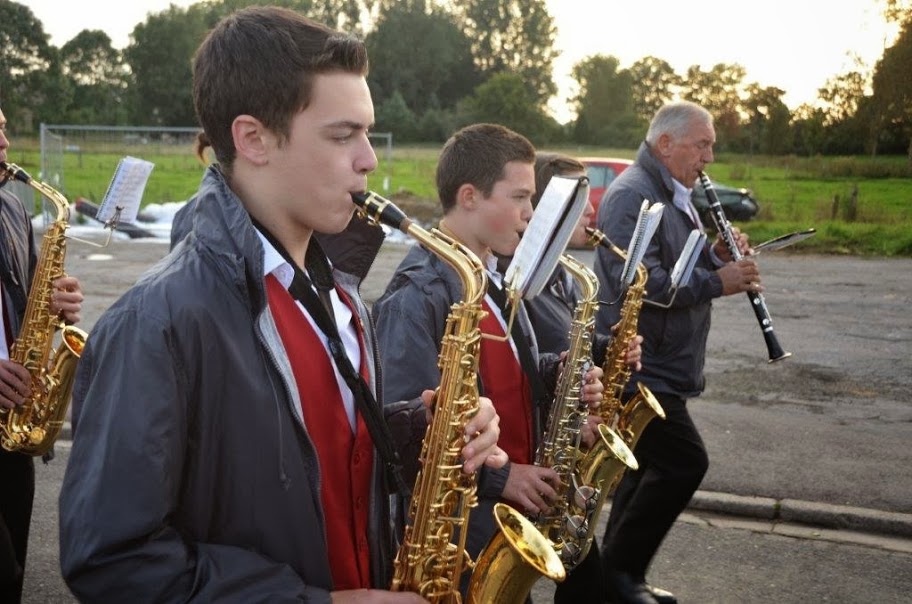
[644,583,677,604]
[605,570,658,604]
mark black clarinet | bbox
[698,171,791,363]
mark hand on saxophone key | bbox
[626,334,644,372]
[503,463,561,514]
[609,322,644,374]
[579,413,605,449]
[580,365,605,410]
[421,390,507,473]
[463,394,508,473]
[0,359,31,409]
[51,276,84,325]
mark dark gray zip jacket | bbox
[60,166,423,603]
[0,189,36,340]
[594,142,723,399]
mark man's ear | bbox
[655,133,673,158]
[455,183,478,211]
[232,115,271,166]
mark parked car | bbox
[579,157,633,225]
[580,157,759,226]
[690,180,760,223]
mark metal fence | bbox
[39,123,394,197]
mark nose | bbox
[583,200,595,219]
[521,197,534,222]
[704,145,714,164]
[356,137,378,175]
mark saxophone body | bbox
[587,228,666,447]
[527,255,634,569]
[0,162,87,456]
[352,192,564,603]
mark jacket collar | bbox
[636,141,676,202]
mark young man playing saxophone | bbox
[58,8,504,603]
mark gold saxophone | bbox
[587,227,666,451]
[352,192,564,603]
[0,162,87,456]
[531,255,637,569]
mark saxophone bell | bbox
[615,382,666,451]
[466,503,566,603]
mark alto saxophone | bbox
[587,227,666,451]
[0,162,87,456]
[352,192,564,603]
[531,255,637,569]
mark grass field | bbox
[6,142,912,256]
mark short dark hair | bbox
[435,123,536,213]
[533,152,585,209]
[192,6,369,170]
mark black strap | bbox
[253,219,410,496]
[485,280,548,409]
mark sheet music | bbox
[621,200,664,286]
[96,156,155,224]
[505,175,589,298]
[670,229,706,289]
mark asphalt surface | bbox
[19,234,912,602]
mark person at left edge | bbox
[58,7,504,603]
[0,105,84,604]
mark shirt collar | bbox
[257,230,295,289]
[483,252,505,289]
[671,177,693,211]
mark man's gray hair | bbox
[645,101,713,146]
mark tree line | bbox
[1,0,910,158]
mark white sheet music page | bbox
[505,175,589,299]
[96,156,155,224]
[621,200,665,287]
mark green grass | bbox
[7,142,912,256]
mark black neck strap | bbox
[252,218,409,496]
[485,280,547,408]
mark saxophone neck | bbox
[352,191,487,303]
[558,254,598,303]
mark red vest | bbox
[265,275,374,590]
[478,299,534,465]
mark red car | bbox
[579,157,633,226]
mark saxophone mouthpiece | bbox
[0,162,30,185]
[351,191,410,233]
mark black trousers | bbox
[0,448,35,604]
[601,393,709,579]
[554,541,607,603]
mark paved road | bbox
[20,234,912,602]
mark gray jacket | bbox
[0,189,36,340]
[594,142,723,398]
[60,166,423,603]
[372,243,560,558]
[525,262,612,366]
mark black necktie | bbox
[253,218,409,496]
